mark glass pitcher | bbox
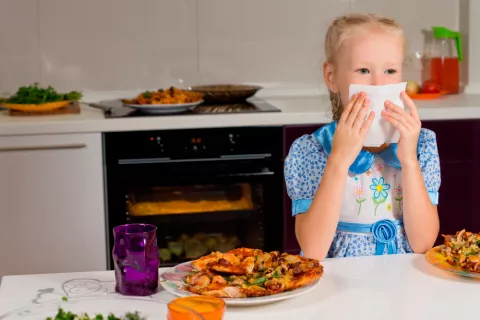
[423,26,463,94]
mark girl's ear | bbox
[323,61,337,93]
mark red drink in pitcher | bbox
[425,27,463,94]
[430,57,459,94]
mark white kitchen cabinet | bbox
[0,133,106,278]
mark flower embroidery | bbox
[376,163,383,172]
[386,204,392,211]
[354,186,366,215]
[394,185,403,212]
[370,177,390,216]
[370,177,391,199]
[395,185,403,197]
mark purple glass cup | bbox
[113,224,160,296]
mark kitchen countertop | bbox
[2,93,480,136]
[0,254,477,320]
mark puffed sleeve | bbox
[284,134,328,216]
[417,128,441,205]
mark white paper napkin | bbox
[348,82,407,147]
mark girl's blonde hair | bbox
[325,13,406,120]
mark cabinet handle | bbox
[0,143,87,152]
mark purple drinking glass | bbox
[113,223,160,296]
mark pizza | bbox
[184,248,323,298]
[440,229,480,272]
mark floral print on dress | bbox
[394,185,403,212]
[376,163,383,173]
[386,203,392,211]
[354,186,366,215]
[370,177,390,216]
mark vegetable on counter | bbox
[405,79,442,95]
[1,83,82,105]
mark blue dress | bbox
[284,121,441,258]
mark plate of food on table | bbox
[121,87,204,114]
[425,229,480,278]
[0,83,82,113]
[160,247,324,306]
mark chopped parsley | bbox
[273,270,280,278]
[62,296,68,302]
[221,275,233,282]
[45,308,145,320]
[248,276,267,286]
[4,83,82,105]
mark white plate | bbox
[123,100,203,114]
[0,297,174,320]
[160,261,321,307]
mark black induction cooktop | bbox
[89,98,281,118]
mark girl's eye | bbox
[385,69,397,75]
[356,68,370,74]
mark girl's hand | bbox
[382,92,421,167]
[330,92,375,168]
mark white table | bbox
[0,254,478,320]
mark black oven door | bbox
[105,155,283,268]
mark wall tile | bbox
[0,0,40,95]
[38,0,198,92]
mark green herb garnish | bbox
[5,83,83,105]
[45,308,145,320]
[62,296,68,302]
[273,270,280,278]
[248,276,267,286]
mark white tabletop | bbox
[0,254,478,320]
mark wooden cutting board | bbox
[8,102,81,116]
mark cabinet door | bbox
[0,133,106,278]
[283,124,325,254]
[423,120,479,244]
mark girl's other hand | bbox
[330,92,375,168]
[382,91,421,167]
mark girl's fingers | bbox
[382,108,411,129]
[359,111,375,136]
[383,114,409,134]
[339,93,358,125]
[400,91,420,122]
[345,93,366,127]
[353,99,369,130]
[385,100,420,124]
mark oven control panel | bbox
[104,127,283,163]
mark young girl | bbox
[284,13,441,261]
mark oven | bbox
[103,127,284,268]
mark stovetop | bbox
[89,99,281,118]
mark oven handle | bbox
[118,153,272,165]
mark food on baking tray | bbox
[121,87,203,105]
[440,229,480,272]
[184,248,323,298]
[128,184,254,216]
[159,233,240,262]
[0,83,82,105]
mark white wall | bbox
[0,0,460,94]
